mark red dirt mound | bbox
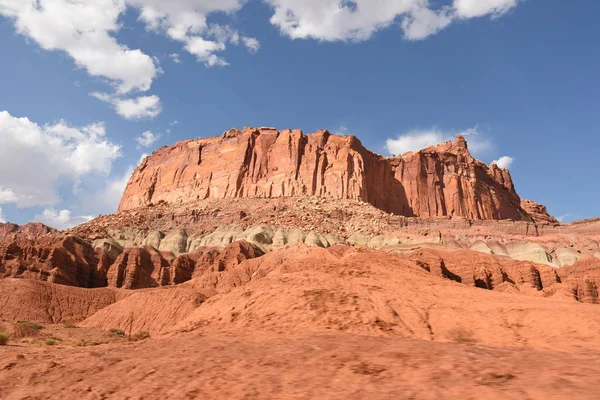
[0,279,123,324]
[80,287,206,335]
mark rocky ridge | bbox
[120,127,542,221]
[1,131,598,300]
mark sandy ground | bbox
[2,245,600,399]
[1,331,599,400]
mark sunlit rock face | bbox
[119,127,539,221]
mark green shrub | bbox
[18,321,44,330]
[45,338,57,346]
[0,332,8,345]
[63,323,78,329]
[76,339,102,347]
[109,328,126,337]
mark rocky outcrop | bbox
[0,223,265,290]
[106,246,175,289]
[105,241,263,290]
[0,222,55,242]
[521,199,559,224]
[0,235,111,287]
[558,257,600,304]
[406,249,561,292]
[119,127,536,221]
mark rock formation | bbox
[119,127,545,221]
[0,235,111,287]
[521,199,559,224]
[0,222,55,242]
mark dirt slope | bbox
[0,279,123,323]
[1,332,599,400]
[2,244,600,398]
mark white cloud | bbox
[136,131,161,148]
[92,93,162,120]
[401,7,454,41]
[0,187,18,204]
[556,214,571,223]
[102,166,135,213]
[491,156,514,169]
[385,127,492,157]
[386,130,446,155]
[34,208,94,231]
[169,53,182,63]
[0,111,121,208]
[185,37,228,66]
[335,126,350,135]
[454,0,518,19]
[139,153,149,164]
[0,207,5,223]
[459,127,492,154]
[0,0,159,94]
[242,37,260,53]
[1,0,521,106]
[91,152,150,215]
[265,0,521,42]
[128,0,250,66]
[0,0,259,107]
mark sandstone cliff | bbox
[119,127,538,221]
[521,199,559,224]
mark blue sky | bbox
[0,0,598,228]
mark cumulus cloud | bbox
[385,127,492,157]
[99,166,138,213]
[0,187,18,204]
[128,0,257,66]
[34,208,94,230]
[0,110,121,208]
[185,37,228,66]
[0,0,260,118]
[90,153,150,215]
[1,0,520,103]
[0,0,159,94]
[265,0,521,42]
[169,53,182,64]
[491,156,514,169]
[0,207,5,223]
[91,93,162,120]
[401,7,454,41]
[386,130,446,155]
[136,131,161,148]
[454,0,518,19]
[242,37,261,53]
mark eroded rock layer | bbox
[119,127,539,221]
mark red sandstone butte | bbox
[119,127,539,221]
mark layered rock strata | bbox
[119,127,540,221]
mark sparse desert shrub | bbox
[447,327,476,343]
[64,323,78,329]
[18,321,44,330]
[130,331,150,341]
[76,339,102,347]
[109,328,126,337]
[45,338,57,346]
[0,332,8,345]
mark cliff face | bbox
[521,199,560,225]
[119,127,533,221]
